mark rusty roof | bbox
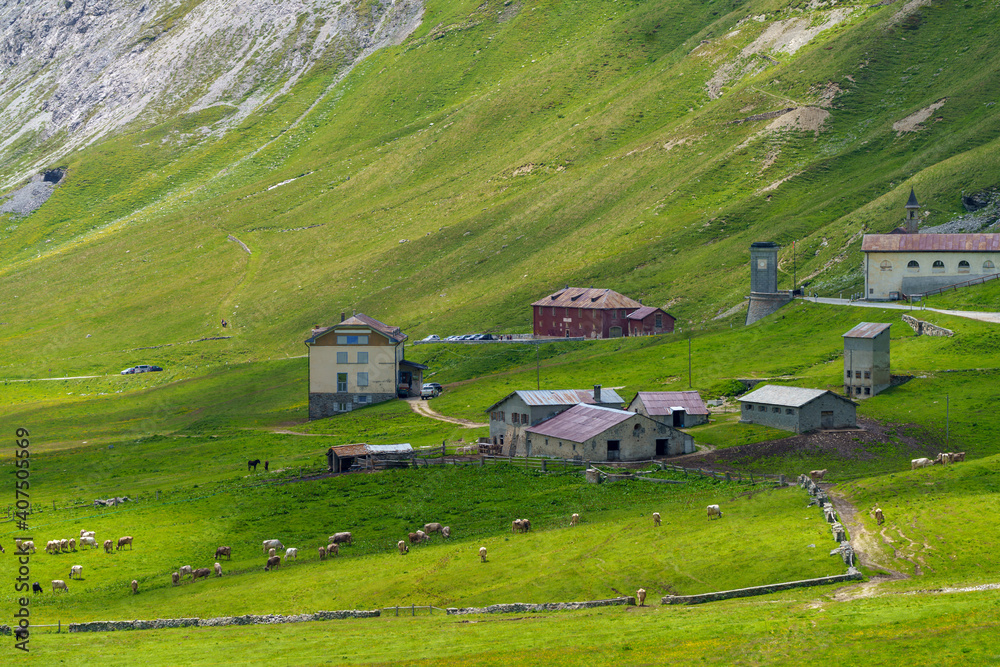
[862,234,1000,253]
[485,388,625,413]
[526,404,638,442]
[329,443,370,457]
[625,306,667,321]
[843,322,891,339]
[629,391,709,416]
[530,287,642,310]
[306,312,407,344]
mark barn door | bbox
[821,411,834,429]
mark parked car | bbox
[422,334,441,342]
[424,382,443,394]
[420,384,440,399]
[121,364,163,375]
[445,335,462,341]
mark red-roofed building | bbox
[626,306,675,336]
[627,391,709,427]
[531,287,670,339]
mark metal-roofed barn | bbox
[485,385,625,455]
[326,443,413,472]
[739,385,856,433]
[524,404,694,461]
[627,391,710,427]
[843,323,891,399]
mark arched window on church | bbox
[880,260,892,272]
[985,260,996,271]
[958,260,971,274]
[907,260,920,272]
[932,260,945,273]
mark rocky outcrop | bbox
[0,0,424,186]
[902,315,954,337]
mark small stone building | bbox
[326,443,413,472]
[746,242,793,325]
[843,323,891,399]
[485,386,624,453]
[627,391,710,427]
[739,385,857,433]
[524,404,694,461]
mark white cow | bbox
[52,580,68,593]
[653,512,661,527]
[911,458,932,470]
[262,539,284,553]
[178,565,193,579]
[637,588,646,607]
[397,540,409,555]
[214,562,222,577]
[80,536,98,549]
[69,565,83,579]
[284,547,298,561]
[479,546,487,563]
[707,504,723,520]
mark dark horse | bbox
[248,459,261,472]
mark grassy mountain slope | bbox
[2,0,1000,380]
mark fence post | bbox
[411,604,415,616]
[53,500,56,511]
[58,620,61,633]
[541,460,547,472]
[396,606,399,617]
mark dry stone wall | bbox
[68,610,379,633]
[446,597,634,615]
[902,315,954,337]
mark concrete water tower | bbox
[746,242,793,325]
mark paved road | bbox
[801,297,1000,324]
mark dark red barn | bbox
[532,287,647,339]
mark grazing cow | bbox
[131,580,138,595]
[911,458,932,470]
[319,546,327,560]
[397,540,409,555]
[215,546,232,560]
[262,539,284,553]
[46,540,58,554]
[269,548,276,558]
[248,459,261,472]
[934,453,951,465]
[479,546,487,563]
[408,532,422,544]
[637,588,646,607]
[570,513,579,526]
[179,565,193,579]
[214,562,222,577]
[69,565,83,579]
[22,540,35,554]
[329,532,353,545]
[809,469,828,482]
[415,530,428,543]
[951,452,966,463]
[284,547,298,561]
[116,536,133,550]
[653,512,661,527]
[521,519,531,532]
[68,538,77,551]
[707,505,723,520]
[192,568,211,582]
[80,530,95,538]
[423,523,443,535]
[60,539,69,552]
[327,543,338,557]
[171,572,180,585]
[264,556,281,571]
[103,539,113,553]
[32,582,43,594]
[52,580,68,593]
[442,526,451,538]
[80,536,98,549]
[512,519,522,533]
[874,508,885,526]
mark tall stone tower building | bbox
[746,242,793,325]
[904,188,920,234]
[843,323,891,398]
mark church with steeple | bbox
[861,190,1000,300]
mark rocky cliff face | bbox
[0,0,422,186]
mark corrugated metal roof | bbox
[306,313,407,343]
[739,385,852,408]
[862,234,1000,253]
[526,404,636,442]
[843,322,891,339]
[632,391,709,416]
[329,443,370,457]
[484,387,624,413]
[626,306,659,320]
[530,287,642,310]
[367,444,413,454]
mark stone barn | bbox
[843,322,891,399]
[626,306,675,336]
[739,385,857,434]
[628,391,710,427]
[524,403,694,461]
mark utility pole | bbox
[946,394,950,450]
[536,345,540,390]
[793,240,797,293]
[688,333,693,389]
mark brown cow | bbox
[116,536,133,550]
[874,508,884,526]
[192,568,212,581]
[653,512,661,527]
[215,546,231,560]
[131,579,138,594]
[104,539,113,554]
[264,556,281,571]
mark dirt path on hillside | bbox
[407,397,488,428]
[824,486,911,601]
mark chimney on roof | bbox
[594,384,602,402]
[341,312,345,322]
